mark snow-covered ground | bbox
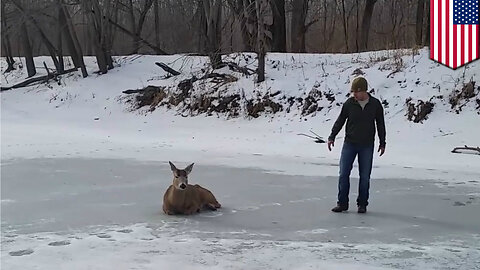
[1,49,480,269]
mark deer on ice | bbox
[163,161,221,215]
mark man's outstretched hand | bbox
[328,140,334,151]
[378,146,386,156]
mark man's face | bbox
[351,90,368,101]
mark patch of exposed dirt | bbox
[246,95,283,118]
[301,88,323,116]
[123,86,167,112]
[449,81,479,113]
[406,97,435,123]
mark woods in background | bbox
[1,0,430,82]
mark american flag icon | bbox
[430,0,479,69]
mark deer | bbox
[163,161,221,215]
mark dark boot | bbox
[331,204,348,212]
[357,205,367,214]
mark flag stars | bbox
[453,0,479,25]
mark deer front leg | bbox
[163,203,175,215]
[184,204,200,215]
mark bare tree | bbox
[13,0,63,72]
[424,0,430,46]
[2,0,435,81]
[290,0,308,52]
[415,0,425,46]
[202,0,223,69]
[269,0,286,52]
[59,0,88,77]
[322,0,338,52]
[340,0,349,52]
[321,0,328,52]
[359,0,377,51]
[20,19,36,77]
[106,0,167,55]
[57,2,65,73]
[1,0,16,73]
[255,0,268,82]
[388,0,405,48]
[227,0,256,51]
[355,0,360,52]
[154,0,160,49]
[127,0,154,54]
[83,0,115,73]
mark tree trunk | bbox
[84,0,108,74]
[126,0,154,54]
[57,2,65,73]
[359,0,377,51]
[154,0,160,49]
[290,0,308,52]
[134,0,154,54]
[423,0,430,46]
[269,0,286,52]
[128,0,138,53]
[321,0,327,52]
[341,0,349,52]
[62,2,88,77]
[1,1,15,73]
[231,0,255,51]
[198,1,208,53]
[103,0,116,69]
[229,10,235,51]
[93,0,109,72]
[13,0,61,72]
[20,22,36,77]
[257,51,266,82]
[326,0,338,51]
[85,0,114,72]
[2,37,16,73]
[415,0,425,46]
[355,0,360,52]
[255,0,267,82]
[203,0,223,69]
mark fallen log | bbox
[155,62,181,76]
[122,85,164,94]
[451,145,480,155]
[0,67,77,91]
[225,61,255,76]
[297,130,326,144]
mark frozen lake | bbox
[2,158,480,269]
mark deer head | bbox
[169,161,194,190]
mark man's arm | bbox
[376,100,386,148]
[328,103,348,143]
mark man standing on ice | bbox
[327,76,386,214]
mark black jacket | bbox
[328,94,386,147]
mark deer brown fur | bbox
[163,161,221,215]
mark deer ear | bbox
[169,161,177,172]
[185,163,194,175]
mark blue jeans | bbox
[337,142,374,206]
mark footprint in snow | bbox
[116,229,133,233]
[48,240,71,246]
[9,249,34,256]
